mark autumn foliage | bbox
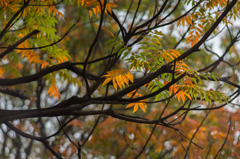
[0,0,240,158]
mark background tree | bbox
[0,0,240,158]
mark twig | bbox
[214,115,231,159]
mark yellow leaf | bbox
[116,75,122,89]
[102,77,112,86]
[180,62,189,68]
[171,49,181,56]
[138,103,146,113]
[127,72,133,83]
[165,53,174,60]
[123,73,129,85]
[133,103,138,113]
[143,103,148,108]
[112,77,118,90]
[118,74,124,86]
[126,103,135,108]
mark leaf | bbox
[102,69,133,90]
[113,45,122,53]
[147,81,155,90]
[105,39,116,45]
[93,23,114,37]
[204,92,209,105]
[112,77,118,90]
[126,103,135,108]
[84,1,96,7]
[116,75,122,89]
[118,47,126,56]
[102,78,112,86]
[179,91,185,102]
[156,93,162,101]
[89,10,93,17]
[148,47,158,51]
[109,42,119,49]
[138,103,146,113]
[186,93,192,100]
[133,103,138,113]
[127,72,133,83]
[122,73,129,85]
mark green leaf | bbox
[109,42,119,49]
[156,80,163,88]
[204,92,209,105]
[196,76,202,85]
[222,96,229,104]
[210,92,218,103]
[156,93,162,101]
[148,47,158,51]
[139,46,147,50]
[147,81,155,90]
[152,86,158,93]
[168,74,172,82]
[118,47,126,56]
[139,41,148,45]
[113,45,123,53]
[203,75,208,80]
[192,78,197,85]
[105,38,116,45]
[199,90,204,101]
[215,92,223,103]
[161,73,166,79]
[122,51,130,59]
[193,89,198,99]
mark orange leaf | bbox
[186,94,192,100]
[93,23,114,37]
[89,10,92,17]
[18,34,24,37]
[84,0,96,7]
[180,91,185,102]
